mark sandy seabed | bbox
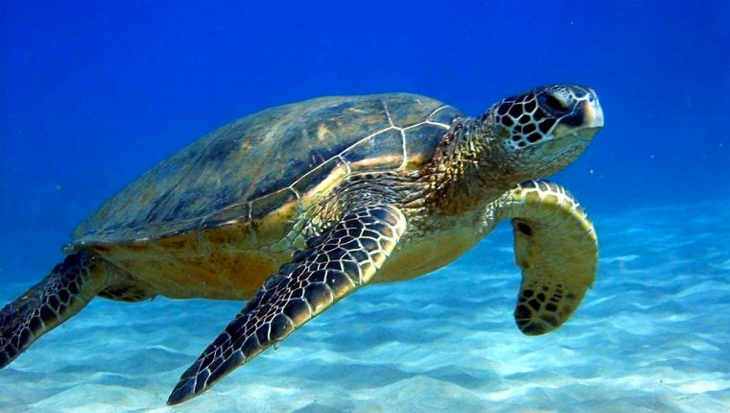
[1,200,729,413]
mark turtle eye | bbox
[540,92,569,114]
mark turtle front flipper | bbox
[0,251,113,367]
[495,180,598,336]
[167,203,407,405]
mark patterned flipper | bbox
[167,204,407,405]
[496,180,598,335]
[0,251,104,367]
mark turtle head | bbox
[484,84,603,180]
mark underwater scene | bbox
[1,1,728,412]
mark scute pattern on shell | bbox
[72,94,462,245]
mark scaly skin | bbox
[168,202,407,404]
[424,85,602,216]
[0,251,142,367]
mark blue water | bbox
[1,1,728,412]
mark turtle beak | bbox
[576,92,604,140]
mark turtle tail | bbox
[0,250,109,368]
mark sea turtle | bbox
[0,84,603,405]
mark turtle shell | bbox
[73,93,462,246]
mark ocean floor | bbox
[1,200,729,413]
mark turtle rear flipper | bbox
[0,251,141,368]
[496,180,598,336]
[167,203,407,405]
